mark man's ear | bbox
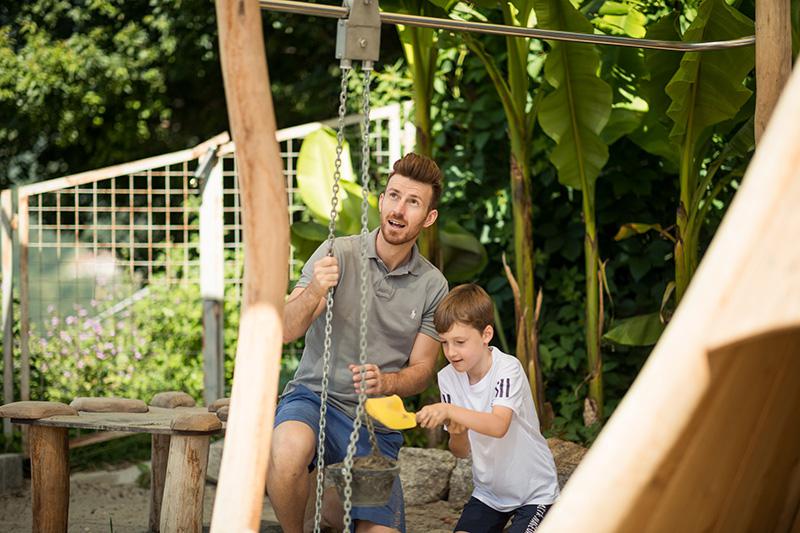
[379,192,385,212]
[423,208,439,228]
[483,325,494,344]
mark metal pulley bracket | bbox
[335,0,381,63]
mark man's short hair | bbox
[389,153,443,210]
[434,283,494,334]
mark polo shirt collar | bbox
[367,227,421,276]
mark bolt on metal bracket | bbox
[335,0,381,63]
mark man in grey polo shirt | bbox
[268,153,449,533]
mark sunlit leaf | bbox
[603,312,665,346]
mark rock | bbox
[547,437,588,489]
[447,457,473,507]
[206,439,225,483]
[399,447,456,505]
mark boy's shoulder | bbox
[492,347,524,373]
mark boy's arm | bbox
[417,402,513,439]
[447,422,470,458]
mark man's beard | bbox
[380,217,420,246]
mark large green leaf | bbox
[665,0,754,157]
[439,221,488,282]
[592,1,646,38]
[603,312,665,346]
[628,14,682,167]
[296,127,355,224]
[536,0,612,190]
[290,221,329,266]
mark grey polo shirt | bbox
[284,228,449,418]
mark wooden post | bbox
[159,434,211,533]
[1,189,14,439]
[148,434,171,532]
[755,0,792,142]
[211,0,288,531]
[200,157,225,405]
[29,425,69,532]
[18,195,29,403]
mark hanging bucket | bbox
[327,455,400,507]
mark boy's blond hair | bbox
[434,283,494,334]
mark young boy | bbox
[416,284,559,533]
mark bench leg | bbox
[29,425,69,533]
[160,434,210,533]
[149,434,171,532]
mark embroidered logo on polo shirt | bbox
[410,309,417,320]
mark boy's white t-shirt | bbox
[438,346,560,512]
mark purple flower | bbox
[78,308,88,317]
[134,351,143,361]
[50,316,59,327]
[39,338,47,347]
[65,316,77,325]
[79,333,89,342]
[96,351,107,360]
[77,360,85,369]
[60,331,72,343]
[63,371,72,378]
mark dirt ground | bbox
[0,465,461,532]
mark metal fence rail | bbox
[1,102,410,431]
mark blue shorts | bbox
[274,384,406,532]
[454,496,552,533]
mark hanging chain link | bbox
[313,63,351,533]
[341,62,376,532]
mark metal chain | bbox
[342,62,376,532]
[313,62,351,533]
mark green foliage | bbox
[536,0,612,191]
[604,312,665,346]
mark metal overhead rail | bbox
[259,0,755,52]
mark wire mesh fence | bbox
[1,102,412,407]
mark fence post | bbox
[1,189,14,438]
[17,195,29,404]
[200,157,225,405]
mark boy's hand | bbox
[350,363,385,396]
[416,403,451,429]
[308,256,339,298]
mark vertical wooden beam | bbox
[18,195,29,403]
[211,0,288,531]
[200,158,225,405]
[148,434,171,532]
[755,0,793,143]
[159,434,211,533]
[1,189,14,439]
[29,425,69,532]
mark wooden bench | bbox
[0,398,225,533]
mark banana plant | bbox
[292,127,487,281]
[535,0,612,422]
[630,0,754,304]
[457,0,546,418]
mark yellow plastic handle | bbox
[365,395,417,430]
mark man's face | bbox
[378,174,438,246]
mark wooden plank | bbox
[210,0,288,531]
[538,60,800,533]
[30,425,69,532]
[68,430,130,449]
[18,132,230,197]
[200,158,225,405]
[160,434,211,533]
[16,406,224,435]
[755,0,792,142]
[18,195,29,403]
[1,189,14,439]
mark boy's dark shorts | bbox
[454,496,552,533]
[274,384,405,532]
